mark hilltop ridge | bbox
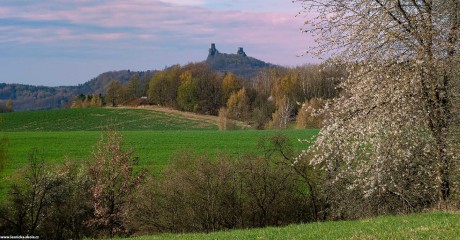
[0,44,276,111]
[205,43,273,78]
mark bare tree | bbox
[299,0,460,209]
[268,96,295,129]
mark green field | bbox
[0,108,218,131]
[2,130,316,174]
[111,212,460,240]
[2,108,457,240]
[0,108,317,173]
[0,108,318,197]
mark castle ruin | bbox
[208,43,247,57]
[237,47,247,57]
[209,43,219,56]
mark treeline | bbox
[68,72,150,109]
[144,63,343,129]
[70,94,103,108]
[76,70,153,96]
[0,84,70,111]
[0,131,320,239]
[149,63,341,129]
[0,70,153,112]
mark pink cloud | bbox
[0,0,319,65]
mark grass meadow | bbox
[2,129,317,175]
[0,108,318,197]
[111,212,460,240]
[0,107,218,131]
[2,108,459,239]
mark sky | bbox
[0,0,316,86]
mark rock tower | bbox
[237,47,247,57]
[209,43,219,56]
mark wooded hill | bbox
[0,70,154,111]
[0,44,273,111]
[205,43,273,79]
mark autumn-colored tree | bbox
[5,100,13,113]
[148,65,181,107]
[90,94,102,108]
[222,72,242,102]
[226,88,250,121]
[105,80,123,107]
[295,98,325,129]
[177,71,199,112]
[267,70,303,129]
[83,95,90,108]
[176,63,223,115]
[87,131,146,237]
[271,71,301,105]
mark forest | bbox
[87,62,342,130]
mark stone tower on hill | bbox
[209,43,219,56]
[237,47,247,57]
[206,43,273,78]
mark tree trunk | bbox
[423,67,452,204]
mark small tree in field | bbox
[87,131,146,237]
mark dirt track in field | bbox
[118,105,250,129]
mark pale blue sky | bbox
[0,0,316,86]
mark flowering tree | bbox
[298,0,460,211]
[87,131,146,237]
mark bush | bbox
[130,134,318,234]
[0,151,92,239]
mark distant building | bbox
[237,47,247,57]
[209,43,219,56]
[206,43,272,78]
[208,44,247,57]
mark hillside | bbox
[75,70,154,95]
[205,43,273,78]
[0,83,72,111]
[0,107,313,177]
[0,70,153,111]
[0,44,276,111]
[112,212,460,240]
[0,107,217,131]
